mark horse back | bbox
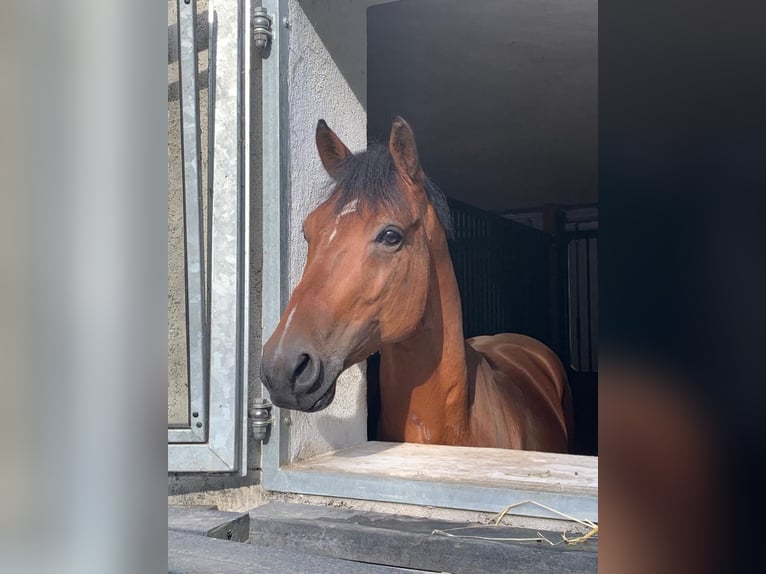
[467,333,573,452]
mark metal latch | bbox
[250,397,273,442]
[252,7,273,51]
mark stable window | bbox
[167,0,598,524]
[258,0,598,524]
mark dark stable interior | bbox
[365,0,598,456]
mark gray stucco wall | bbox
[280,0,381,463]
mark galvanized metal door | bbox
[167,0,250,474]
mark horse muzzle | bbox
[260,341,342,412]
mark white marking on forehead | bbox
[338,199,358,218]
[326,199,358,245]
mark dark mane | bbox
[329,144,453,237]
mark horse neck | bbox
[378,224,471,444]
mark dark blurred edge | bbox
[601,0,766,572]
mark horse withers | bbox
[260,117,573,452]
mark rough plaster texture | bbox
[168,0,210,425]
[280,0,382,463]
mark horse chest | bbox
[382,409,466,445]
[404,413,433,443]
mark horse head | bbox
[260,117,449,412]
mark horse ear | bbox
[316,119,352,178]
[388,116,424,185]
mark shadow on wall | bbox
[297,0,388,112]
[168,8,210,102]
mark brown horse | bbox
[260,117,573,452]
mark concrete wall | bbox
[280,0,380,463]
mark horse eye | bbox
[377,228,403,247]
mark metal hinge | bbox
[252,7,273,52]
[250,397,273,443]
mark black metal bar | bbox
[564,230,599,241]
[573,238,581,370]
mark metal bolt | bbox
[253,8,273,50]
[250,398,273,441]
[192,411,199,418]
[196,421,203,428]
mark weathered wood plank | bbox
[284,441,598,496]
[249,502,597,574]
[168,506,250,542]
[168,530,430,574]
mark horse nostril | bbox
[292,354,311,382]
[290,352,323,395]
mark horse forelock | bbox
[327,144,453,238]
